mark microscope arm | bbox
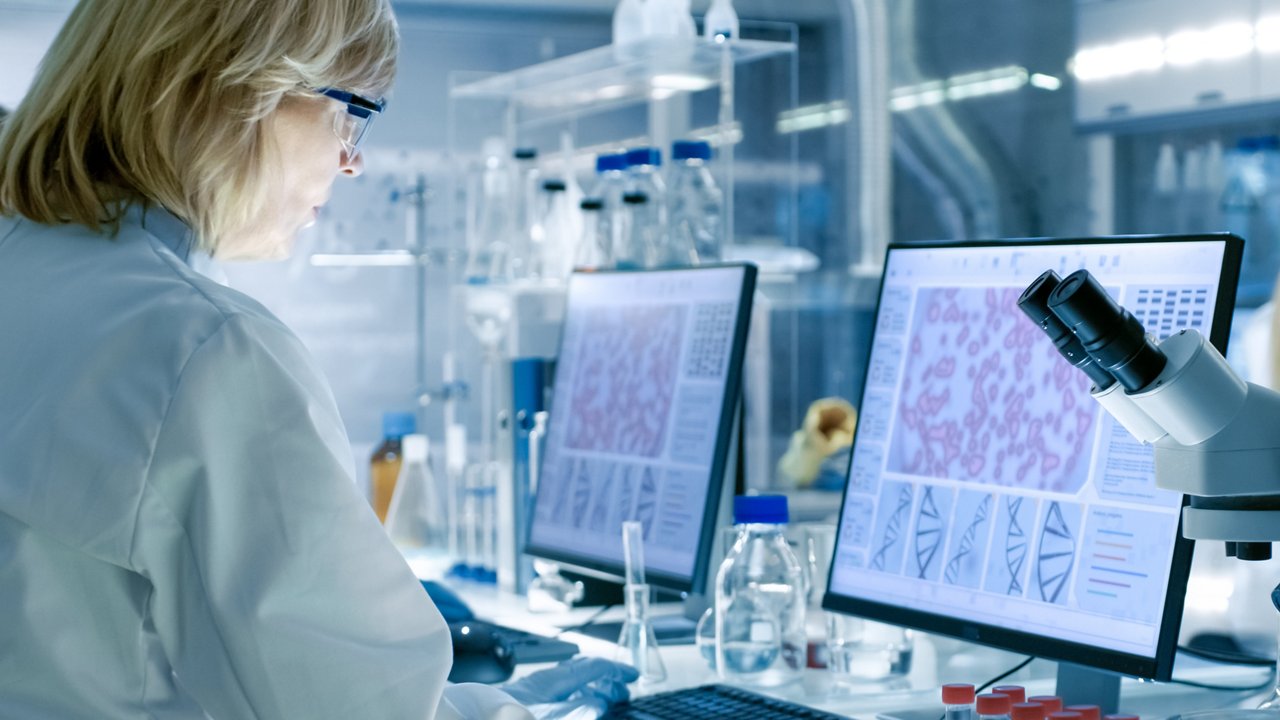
[1105,329,1280,545]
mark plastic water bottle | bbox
[593,153,630,266]
[704,0,739,41]
[714,495,806,687]
[669,139,724,263]
[943,684,976,720]
[976,693,1013,720]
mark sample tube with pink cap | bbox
[943,684,976,720]
[1029,696,1064,714]
[993,686,1027,704]
[1011,702,1046,720]
[977,693,1013,720]
[1066,705,1101,720]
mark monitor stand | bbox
[566,594,703,646]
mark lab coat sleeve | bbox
[128,313,532,719]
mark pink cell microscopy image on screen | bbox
[563,305,686,457]
[887,287,1096,492]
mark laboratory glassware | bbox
[615,520,667,683]
[668,139,723,264]
[370,411,415,522]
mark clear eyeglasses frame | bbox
[315,87,385,158]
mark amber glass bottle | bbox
[370,412,416,522]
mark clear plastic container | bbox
[370,411,416,522]
[592,153,630,267]
[385,434,449,555]
[976,693,1013,720]
[714,495,806,687]
[669,140,724,264]
[625,147,667,240]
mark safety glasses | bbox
[315,87,385,157]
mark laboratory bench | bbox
[424,570,1275,720]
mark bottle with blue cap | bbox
[592,153,630,268]
[715,494,807,687]
[669,139,724,263]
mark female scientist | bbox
[0,1,632,718]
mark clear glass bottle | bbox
[617,192,655,269]
[625,147,667,236]
[575,197,610,270]
[593,153,630,265]
[509,147,541,281]
[385,434,449,555]
[536,178,571,280]
[370,411,416,523]
[464,137,512,283]
[668,139,723,264]
[714,495,806,687]
[704,0,739,41]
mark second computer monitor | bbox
[824,235,1242,681]
[526,264,756,593]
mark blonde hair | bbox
[0,0,398,252]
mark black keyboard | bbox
[604,684,851,719]
[469,619,580,664]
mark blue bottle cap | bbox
[625,147,662,168]
[381,411,416,439]
[672,140,712,161]
[596,152,628,173]
[733,495,789,524]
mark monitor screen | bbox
[526,264,756,592]
[824,235,1242,680]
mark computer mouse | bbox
[447,621,516,685]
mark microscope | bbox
[1020,269,1280,712]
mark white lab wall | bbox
[0,4,71,109]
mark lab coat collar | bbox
[134,203,197,264]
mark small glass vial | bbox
[993,686,1026,704]
[1047,713,1082,720]
[1065,706,1100,720]
[1012,703,1045,720]
[977,693,1012,720]
[1029,696,1063,715]
[942,683,976,720]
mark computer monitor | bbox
[526,264,756,594]
[824,235,1242,687]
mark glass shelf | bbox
[449,37,795,113]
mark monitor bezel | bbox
[821,233,1243,682]
[524,262,758,594]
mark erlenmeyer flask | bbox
[385,434,448,555]
[615,583,667,684]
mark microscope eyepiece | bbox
[1046,269,1167,392]
[1017,270,1116,390]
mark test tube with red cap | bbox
[943,684,976,720]
[1029,696,1064,714]
[1047,713,1082,720]
[1066,705,1101,720]
[993,686,1026,703]
[977,693,1013,720]
[1011,702,1046,720]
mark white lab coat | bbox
[0,206,531,720]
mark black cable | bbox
[555,603,616,639]
[975,655,1037,695]
[1178,644,1275,667]
[1168,675,1276,693]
